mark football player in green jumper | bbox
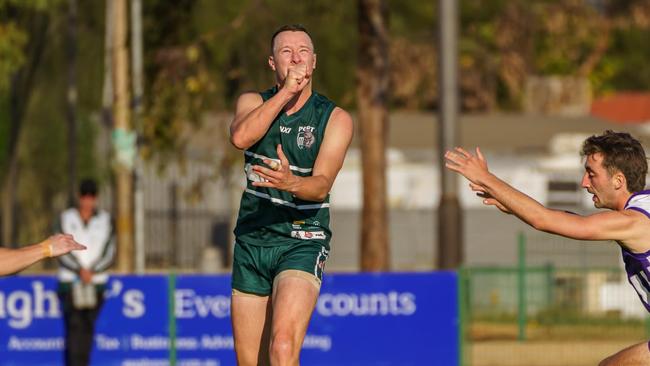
[229,24,353,366]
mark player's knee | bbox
[269,333,298,361]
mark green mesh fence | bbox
[459,232,650,366]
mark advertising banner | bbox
[0,272,458,366]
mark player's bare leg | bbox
[269,270,320,366]
[599,341,650,366]
[231,291,272,366]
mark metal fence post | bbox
[170,183,178,267]
[546,263,555,309]
[518,232,527,342]
[168,272,177,365]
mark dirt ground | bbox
[469,340,636,366]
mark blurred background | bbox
[2,0,650,365]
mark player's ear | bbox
[312,53,317,70]
[268,56,276,71]
[614,172,626,190]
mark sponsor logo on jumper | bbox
[291,230,326,240]
[280,126,292,134]
[292,220,305,229]
[297,126,316,149]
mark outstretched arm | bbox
[445,147,643,246]
[0,234,86,276]
[468,182,511,214]
[251,107,354,201]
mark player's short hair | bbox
[581,130,648,192]
[270,24,313,54]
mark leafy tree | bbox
[0,0,104,246]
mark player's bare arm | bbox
[0,234,85,276]
[468,181,511,214]
[445,146,650,250]
[469,178,646,245]
[230,91,288,150]
[251,107,353,201]
[230,64,312,150]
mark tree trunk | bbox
[66,0,78,206]
[357,0,390,271]
[112,0,134,272]
[1,148,19,247]
[1,76,22,247]
[101,0,114,173]
[131,0,146,274]
[1,12,49,247]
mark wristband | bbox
[42,240,53,258]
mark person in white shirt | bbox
[56,179,115,366]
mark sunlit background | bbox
[2,1,650,365]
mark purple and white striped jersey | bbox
[622,191,650,313]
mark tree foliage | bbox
[139,0,650,146]
[386,0,650,111]
[0,0,103,245]
[2,0,649,245]
[139,0,357,163]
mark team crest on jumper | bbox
[297,126,316,149]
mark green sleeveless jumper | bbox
[234,86,336,250]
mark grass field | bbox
[467,322,646,366]
[471,340,633,366]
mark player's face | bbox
[268,31,316,83]
[581,153,617,209]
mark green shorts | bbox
[231,239,329,296]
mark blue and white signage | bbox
[0,272,458,366]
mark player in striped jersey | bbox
[446,130,650,365]
[229,24,353,365]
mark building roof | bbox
[590,93,650,124]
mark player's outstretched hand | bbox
[47,234,86,257]
[251,144,299,192]
[444,147,490,185]
[470,182,511,214]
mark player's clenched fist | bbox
[283,63,311,94]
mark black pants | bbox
[59,286,105,366]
